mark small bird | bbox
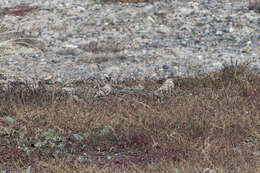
[95,83,113,98]
[154,79,175,95]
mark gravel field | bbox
[0,0,259,85]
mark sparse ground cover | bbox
[0,63,259,173]
[0,1,260,173]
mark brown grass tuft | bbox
[0,63,259,172]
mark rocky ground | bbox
[0,0,259,87]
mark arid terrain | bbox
[0,0,260,172]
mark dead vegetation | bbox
[0,4,38,16]
[0,1,259,173]
[0,62,259,173]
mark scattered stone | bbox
[248,0,260,11]
[56,48,82,56]
[0,0,259,85]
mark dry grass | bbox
[0,62,259,173]
[0,1,259,173]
